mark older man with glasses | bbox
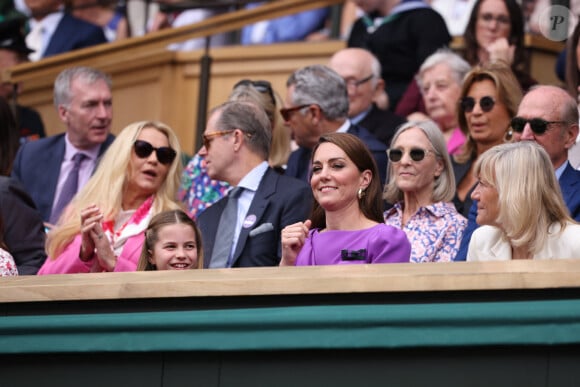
[328,48,406,147]
[282,64,388,185]
[455,85,580,261]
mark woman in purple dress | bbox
[280,133,410,266]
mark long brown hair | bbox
[309,133,384,229]
[0,98,19,176]
[463,0,526,73]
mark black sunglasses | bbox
[233,79,276,106]
[460,96,495,113]
[133,140,176,165]
[387,148,434,163]
[510,117,568,135]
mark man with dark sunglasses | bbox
[197,101,312,268]
[455,85,580,261]
[12,67,115,226]
[283,65,388,185]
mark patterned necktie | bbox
[209,186,243,268]
[50,153,86,224]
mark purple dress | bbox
[295,224,411,266]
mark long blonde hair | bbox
[46,121,183,258]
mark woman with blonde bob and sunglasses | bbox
[452,60,522,218]
[467,141,580,261]
[384,121,466,262]
[38,121,183,274]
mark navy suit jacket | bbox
[11,133,115,222]
[454,163,580,261]
[0,177,47,274]
[43,13,107,58]
[198,167,312,268]
[286,124,388,184]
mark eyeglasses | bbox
[280,104,311,121]
[133,140,176,165]
[460,96,496,113]
[233,79,276,106]
[344,74,374,90]
[202,129,235,149]
[510,117,568,135]
[479,13,510,26]
[387,148,435,163]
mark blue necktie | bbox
[209,187,243,268]
[50,153,86,224]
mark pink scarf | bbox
[101,196,154,257]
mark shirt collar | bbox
[237,161,268,192]
[64,134,100,161]
[555,160,568,180]
[335,119,351,134]
[350,107,372,125]
[32,10,64,39]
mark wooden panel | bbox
[1,0,344,84]
[2,259,580,303]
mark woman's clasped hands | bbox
[79,204,116,271]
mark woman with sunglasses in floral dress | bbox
[384,121,466,262]
[39,121,183,274]
[452,61,522,218]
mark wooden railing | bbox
[1,260,580,303]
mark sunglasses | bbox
[460,96,495,113]
[202,129,235,149]
[280,104,311,121]
[133,140,176,165]
[387,148,434,163]
[510,117,568,135]
[234,79,276,106]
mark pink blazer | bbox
[38,233,144,274]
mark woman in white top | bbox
[468,141,580,261]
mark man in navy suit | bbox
[282,64,388,184]
[12,66,114,224]
[455,85,580,261]
[197,101,312,268]
[24,0,107,61]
